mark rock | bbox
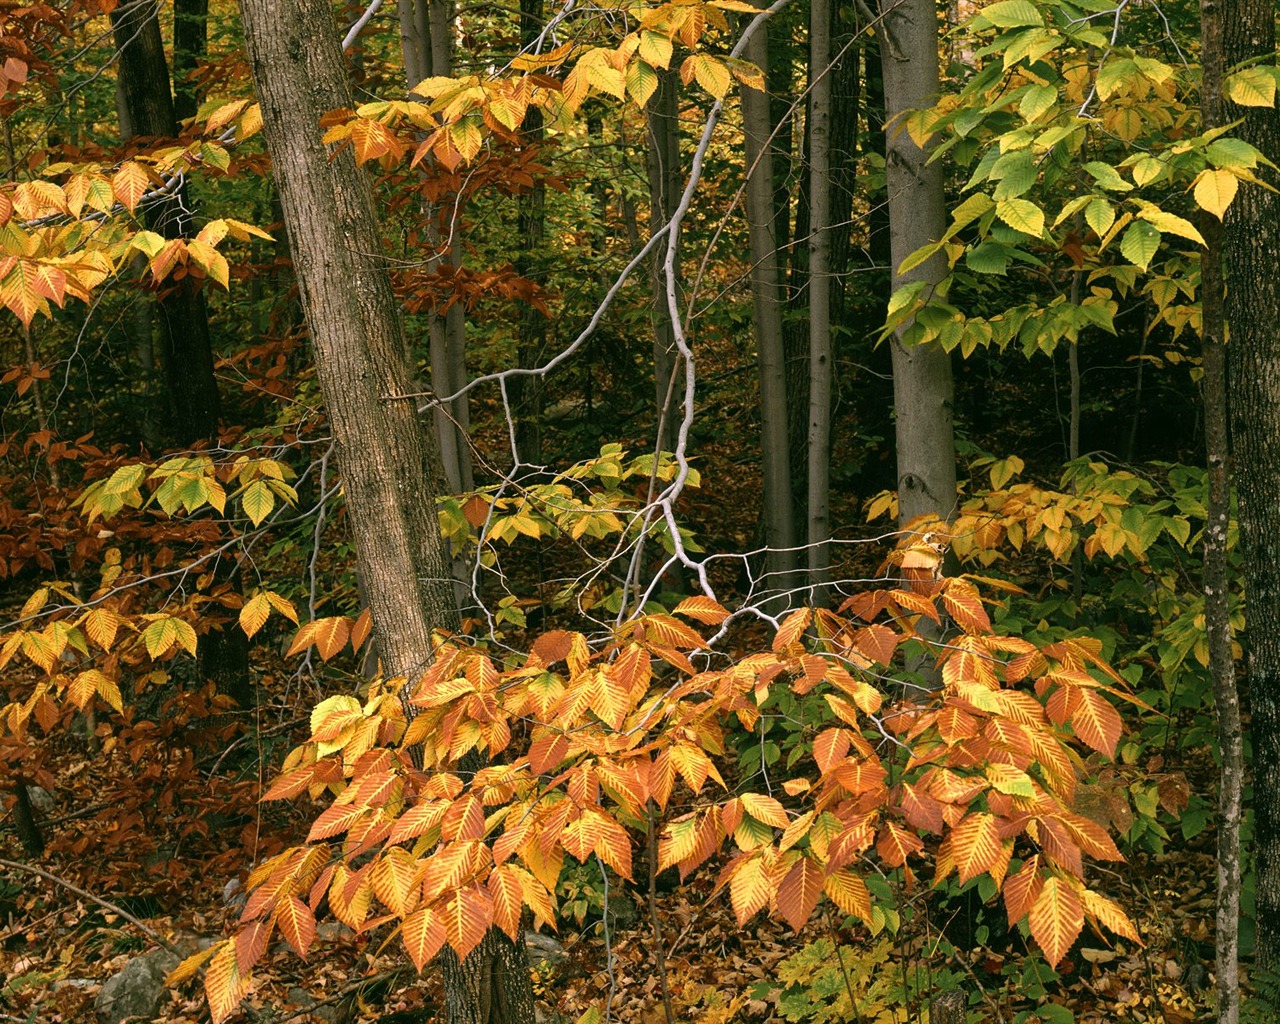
[94,948,179,1024]
[525,931,567,968]
[24,786,54,814]
[287,987,344,1023]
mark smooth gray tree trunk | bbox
[806,0,833,599]
[647,69,682,452]
[878,0,957,526]
[741,8,799,600]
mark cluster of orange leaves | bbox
[174,566,1142,1023]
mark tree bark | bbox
[1221,0,1280,974]
[1199,10,1242,1020]
[172,0,208,123]
[741,7,799,600]
[237,2,535,1020]
[646,68,681,452]
[512,0,547,465]
[878,0,956,526]
[112,0,220,447]
[806,0,833,599]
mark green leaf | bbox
[995,198,1045,236]
[1226,66,1277,107]
[1205,137,1259,169]
[979,0,1044,27]
[1130,157,1163,187]
[1120,221,1161,270]
[1018,82,1058,122]
[966,241,1013,275]
[1084,197,1115,239]
[1084,161,1132,192]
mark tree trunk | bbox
[646,68,681,452]
[237,2,536,1020]
[741,7,799,600]
[172,0,208,123]
[806,0,833,600]
[112,0,220,447]
[878,0,956,526]
[1199,12,1242,1021]
[512,0,547,465]
[1221,0,1280,973]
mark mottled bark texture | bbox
[238,2,535,1019]
[1222,0,1280,973]
[878,0,957,526]
[1198,2,1243,1018]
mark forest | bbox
[0,0,1277,1022]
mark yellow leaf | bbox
[113,162,151,214]
[1029,876,1084,967]
[1193,168,1238,220]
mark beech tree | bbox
[236,0,535,1020]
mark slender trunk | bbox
[806,0,833,599]
[113,0,220,446]
[646,68,681,452]
[828,2,860,332]
[11,779,44,858]
[421,0,473,493]
[1200,13,1241,1016]
[741,8,799,599]
[1221,0,1280,974]
[172,0,208,123]
[239,4,536,1020]
[878,0,956,526]
[512,0,547,465]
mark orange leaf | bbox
[773,607,812,654]
[673,595,731,625]
[443,886,493,960]
[948,812,1001,884]
[940,578,993,632]
[740,792,789,829]
[1068,688,1123,758]
[373,848,424,916]
[776,856,824,931]
[1029,876,1084,968]
[275,895,316,958]
[812,728,851,774]
[876,822,923,867]
[204,941,251,1024]
[1003,855,1043,927]
[402,907,447,970]
[488,865,524,940]
[823,869,872,924]
[726,853,772,925]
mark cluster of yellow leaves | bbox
[185,569,1141,1021]
[869,460,1192,566]
[321,0,764,172]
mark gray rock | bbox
[94,949,179,1024]
[524,930,567,968]
[24,786,54,814]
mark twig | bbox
[646,803,677,1024]
[0,857,184,957]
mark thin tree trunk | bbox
[646,68,681,452]
[878,0,956,527]
[806,0,833,598]
[113,0,220,446]
[238,3,536,1021]
[741,7,799,600]
[1221,0,1280,974]
[512,0,546,465]
[1197,26,1241,1019]
[172,0,208,123]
